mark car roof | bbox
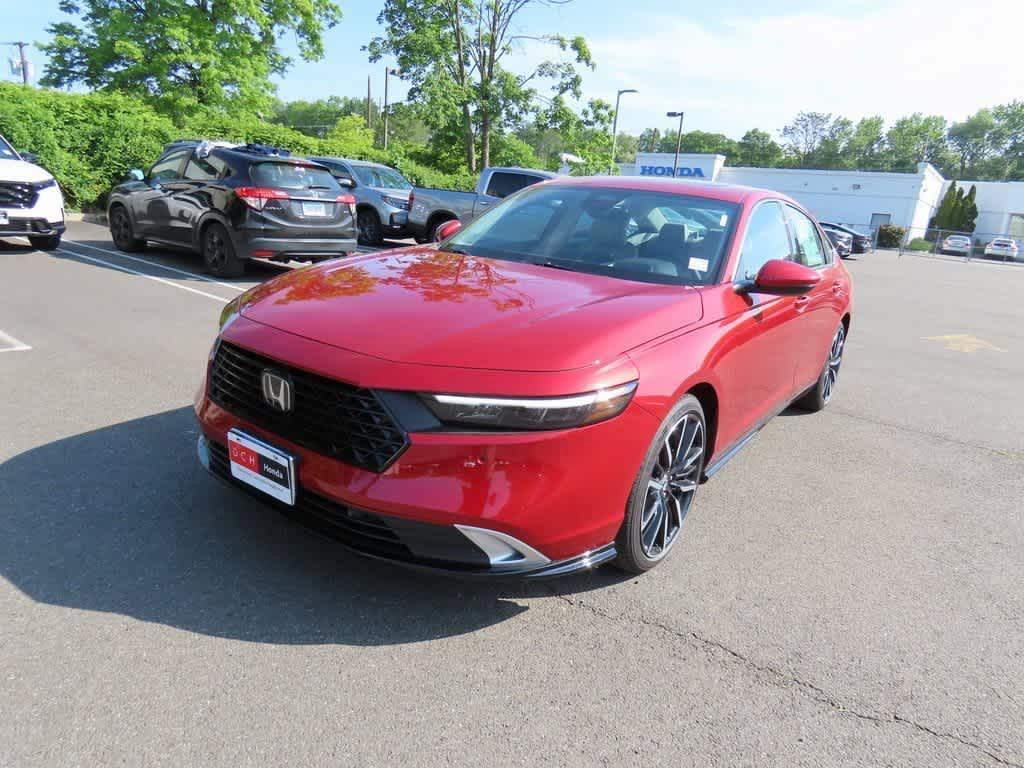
[312,156,391,170]
[539,175,793,206]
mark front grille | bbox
[0,182,39,209]
[208,341,408,473]
[207,441,412,560]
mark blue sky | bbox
[4,0,1021,139]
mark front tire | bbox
[29,234,61,251]
[202,223,244,277]
[109,206,145,252]
[356,208,383,246]
[796,323,846,412]
[614,395,707,574]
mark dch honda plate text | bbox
[195,176,853,577]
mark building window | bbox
[1009,214,1024,238]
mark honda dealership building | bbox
[615,152,1024,242]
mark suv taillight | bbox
[408,190,415,210]
[236,186,289,210]
[336,193,357,219]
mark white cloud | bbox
[579,0,1024,138]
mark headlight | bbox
[422,381,638,431]
[381,195,410,210]
[219,294,241,331]
[35,178,57,190]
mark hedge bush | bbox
[876,224,906,248]
[907,237,932,251]
[0,84,475,210]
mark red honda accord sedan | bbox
[195,176,852,577]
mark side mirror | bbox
[741,259,821,296]
[435,219,463,242]
[20,151,39,164]
[335,177,355,189]
[128,169,145,181]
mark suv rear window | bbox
[251,162,339,191]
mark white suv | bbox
[0,133,65,250]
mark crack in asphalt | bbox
[546,589,1022,767]
[829,408,1023,462]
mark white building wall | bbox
[947,180,1024,238]
[716,164,943,236]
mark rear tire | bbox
[614,395,706,574]
[357,208,383,246]
[109,206,145,252]
[202,223,244,277]
[796,323,846,412]
[29,234,61,251]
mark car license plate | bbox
[227,429,296,505]
[0,211,8,225]
[302,201,327,217]
[391,211,408,225]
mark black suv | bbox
[107,141,357,276]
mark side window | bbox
[735,201,791,281]
[787,206,828,267]
[485,172,541,199]
[147,148,191,182]
[183,153,227,182]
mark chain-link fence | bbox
[899,228,1024,265]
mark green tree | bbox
[846,116,886,169]
[948,109,1000,177]
[992,101,1024,180]
[40,0,342,118]
[637,127,661,153]
[368,0,593,172]
[885,113,949,172]
[735,129,783,167]
[538,96,615,176]
[272,96,373,137]
[613,132,639,163]
[780,111,834,166]
[961,184,978,232]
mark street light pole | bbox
[610,88,638,174]
[666,111,685,178]
[383,67,401,150]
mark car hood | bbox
[373,187,411,199]
[239,247,703,372]
[0,158,52,184]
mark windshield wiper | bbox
[527,259,578,272]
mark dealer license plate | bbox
[227,429,296,505]
[302,201,328,217]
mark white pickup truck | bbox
[0,133,65,250]
[407,166,555,242]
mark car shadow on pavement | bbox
[0,407,629,646]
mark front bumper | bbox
[197,433,619,578]
[0,216,66,238]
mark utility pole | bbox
[366,75,372,130]
[3,41,30,85]
[610,88,638,174]
[667,111,685,177]
[383,67,400,150]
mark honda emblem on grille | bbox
[260,370,293,413]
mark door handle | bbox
[832,281,843,294]
[794,295,810,310]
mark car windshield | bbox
[0,135,19,160]
[251,162,339,190]
[352,165,412,190]
[443,185,739,286]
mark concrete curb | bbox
[66,212,108,225]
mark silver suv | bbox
[310,157,412,245]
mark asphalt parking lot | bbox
[2,221,1022,767]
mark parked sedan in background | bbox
[310,157,412,245]
[109,141,357,276]
[940,234,973,256]
[983,237,1019,261]
[821,224,852,258]
[820,221,873,253]
[195,176,852,577]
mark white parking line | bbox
[0,329,32,352]
[56,248,229,303]
[63,240,245,292]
